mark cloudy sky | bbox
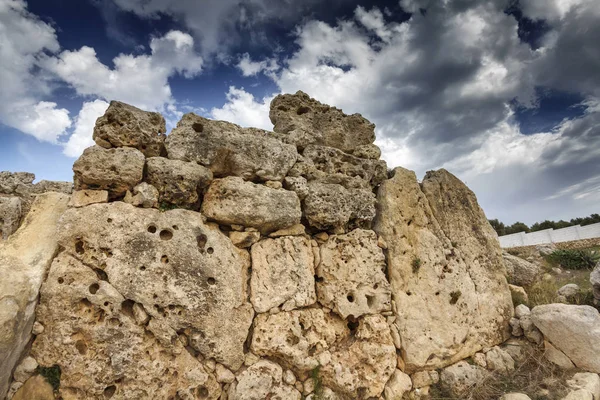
[0,0,599,225]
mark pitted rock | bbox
[269,91,375,152]
[73,146,145,198]
[250,236,316,313]
[93,101,166,157]
[316,229,391,319]
[165,113,297,182]
[145,157,212,207]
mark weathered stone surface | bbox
[485,346,515,373]
[229,360,301,400]
[316,229,391,319]
[31,253,221,400]
[146,157,213,207]
[11,375,54,400]
[411,370,439,388]
[592,262,600,305]
[384,370,412,399]
[563,389,594,400]
[566,373,600,400]
[202,177,301,234]
[0,172,35,194]
[515,304,531,318]
[250,236,316,313]
[0,193,69,399]
[320,315,396,399]
[229,231,261,248]
[93,101,166,157]
[509,284,529,305]
[503,252,540,287]
[536,243,556,257]
[373,167,512,372]
[440,361,487,397]
[270,91,375,152]
[558,283,580,298]
[544,340,575,369]
[166,113,297,181]
[353,144,381,160]
[40,202,254,370]
[299,144,387,188]
[69,189,108,208]
[269,223,306,237]
[0,196,22,240]
[531,304,600,373]
[251,308,348,372]
[303,182,375,232]
[33,180,73,195]
[124,182,159,208]
[12,356,38,383]
[73,146,145,198]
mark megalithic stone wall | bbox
[1,92,512,400]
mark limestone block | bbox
[69,189,108,208]
[145,157,212,206]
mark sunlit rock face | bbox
[1,91,514,400]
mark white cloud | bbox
[237,53,279,77]
[43,30,203,111]
[0,0,71,142]
[214,1,600,224]
[63,99,110,157]
[210,86,272,129]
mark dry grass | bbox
[429,343,573,400]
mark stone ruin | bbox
[0,91,518,399]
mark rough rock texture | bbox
[302,182,375,232]
[384,370,412,399]
[0,197,21,240]
[93,101,166,157]
[123,182,159,208]
[32,253,222,400]
[202,177,301,233]
[374,167,512,372]
[503,252,541,286]
[69,189,108,208]
[270,91,375,152]
[228,360,301,400]
[440,361,487,397]
[485,346,515,373]
[544,340,575,369]
[531,304,600,373]
[591,262,600,306]
[566,373,600,400]
[0,193,69,399]
[250,236,316,313]
[35,203,254,372]
[299,144,387,188]
[166,113,297,181]
[145,157,213,207]
[73,146,145,198]
[316,229,391,319]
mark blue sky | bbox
[1,0,599,225]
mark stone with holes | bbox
[250,236,316,313]
[301,182,375,232]
[269,91,375,152]
[165,113,297,182]
[228,360,302,400]
[93,101,166,157]
[73,146,145,198]
[374,167,512,372]
[202,177,301,234]
[316,229,391,319]
[35,202,253,374]
[31,252,222,400]
[250,310,395,399]
[145,157,213,207]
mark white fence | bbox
[498,222,600,248]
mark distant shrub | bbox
[545,249,600,270]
